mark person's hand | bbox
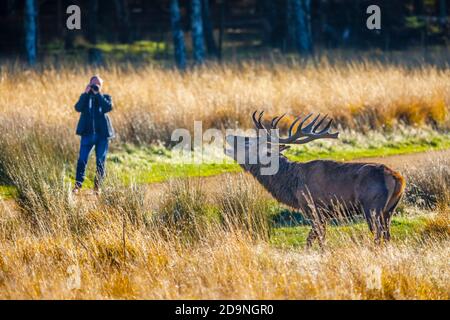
[85,77,102,95]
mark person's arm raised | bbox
[74,93,89,112]
[98,94,113,113]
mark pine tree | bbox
[87,0,103,64]
[292,0,313,55]
[170,0,187,69]
[191,0,205,64]
[24,0,37,65]
[202,0,218,58]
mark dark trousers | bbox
[75,134,109,188]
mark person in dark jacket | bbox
[73,75,115,194]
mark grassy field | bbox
[1,57,449,145]
[1,124,448,194]
[0,170,448,299]
[0,57,449,299]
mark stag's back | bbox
[293,159,405,212]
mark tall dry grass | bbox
[403,157,450,210]
[216,174,273,240]
[0,196,448,299]
[0,157,449,299]
[0,59,448,146]
[0,58,449,299]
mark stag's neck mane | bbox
[244,156,304,208]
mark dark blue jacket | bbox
[75,93,115,139]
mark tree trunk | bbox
[285,0,295,51]
[261,0,281,48]
[87,0,102,64]
[202,0,218,58]
[64,29,75,51]
[170,0,187,69]
[218,0,225,60]
[57,0,63,38]
[292,0,313,55]
[64,35,75,51]
[24,0,37,65]
[191,0,205,64]
[439,0,447,33]
[114,0,133,43]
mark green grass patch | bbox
[96,40,167,59]
[104,143,241,184]
[2,129,449,197]
[270,214,430,248]
[285,134,450,162]
[117,162,241,184]
[0,185,17,200]
[43,40,167,61]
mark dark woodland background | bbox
[0,0,449,67]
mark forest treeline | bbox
[0,0,448,66]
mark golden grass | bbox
[0,59,449,299]
[403,157,450,209]
[0,213,448,299]
[0,168,449,299]
[0,59,448,145]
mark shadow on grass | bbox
[270,207,366,228]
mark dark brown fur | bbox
[241,155,405,246]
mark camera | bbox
[90,84,99,92]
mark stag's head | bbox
[225,111,339,167]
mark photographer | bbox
[73,75,115,194]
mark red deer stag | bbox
[225,111,405,247]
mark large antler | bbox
[252,110,339,144]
